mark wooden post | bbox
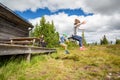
[26,53,31,62]
[26,48,32,62]
[10,40,13,44]
[32,39,36,46]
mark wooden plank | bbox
[0,17,28,32]
[0,17,29,41]
[9,37,40,46]
[10,37,39,41]
[4,41,33,45]
[0,37,40,46]
[0,44,56,56]
[0,17,28,36]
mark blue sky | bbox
[15,8,93,20]
[0,0,120,43]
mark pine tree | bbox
[81,29,87,45]
[100,35,109,45]
[116,39,120,44]
[100,39,103,45]
[32,24,41,37]
[32,16,59,48]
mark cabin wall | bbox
[0,17,29,41]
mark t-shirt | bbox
[74,23,82,35]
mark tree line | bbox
[31,16,120,47]
[96,35,120,45]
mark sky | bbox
[0,0,120,43]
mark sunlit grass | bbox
[0,44,120,80]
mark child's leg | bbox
[72,35,82,47]
[60,43,67,50]
[72,35,85,50]
[78,37,82,47]
[60,43,69,54]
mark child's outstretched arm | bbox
[75,20,86,28]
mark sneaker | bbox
[80,47,85,51]
[65,50,70,54]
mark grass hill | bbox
[0,44,120,80]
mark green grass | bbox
[0,44,120,80]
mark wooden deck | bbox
[0,44,56,55]
[0,44,56,61]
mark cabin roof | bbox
[0,3,33,28]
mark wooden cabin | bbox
[0,3,56,61]
[0,3,33,42]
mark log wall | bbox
[0,17,29,41]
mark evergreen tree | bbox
[100,35,109,45]
[81,29,87,45]
[31,24,41,37]
[100,39,103,45]
[94,42,98,45]
[32,16,59,48]
[116,39,120,44]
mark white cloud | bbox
[1,0,120,15]
[82,0,120,15]
[1,0,120,43]
[0,0,83,12]
[29,12,120,43]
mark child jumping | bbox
[71,19,86,51]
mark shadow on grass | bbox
[53,54,80,61]
[0,51,57,67]
[61,56,79,61]
[0,54,26,67]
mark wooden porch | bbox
[0,44,56,61]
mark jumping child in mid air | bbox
[71,19,86,51]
